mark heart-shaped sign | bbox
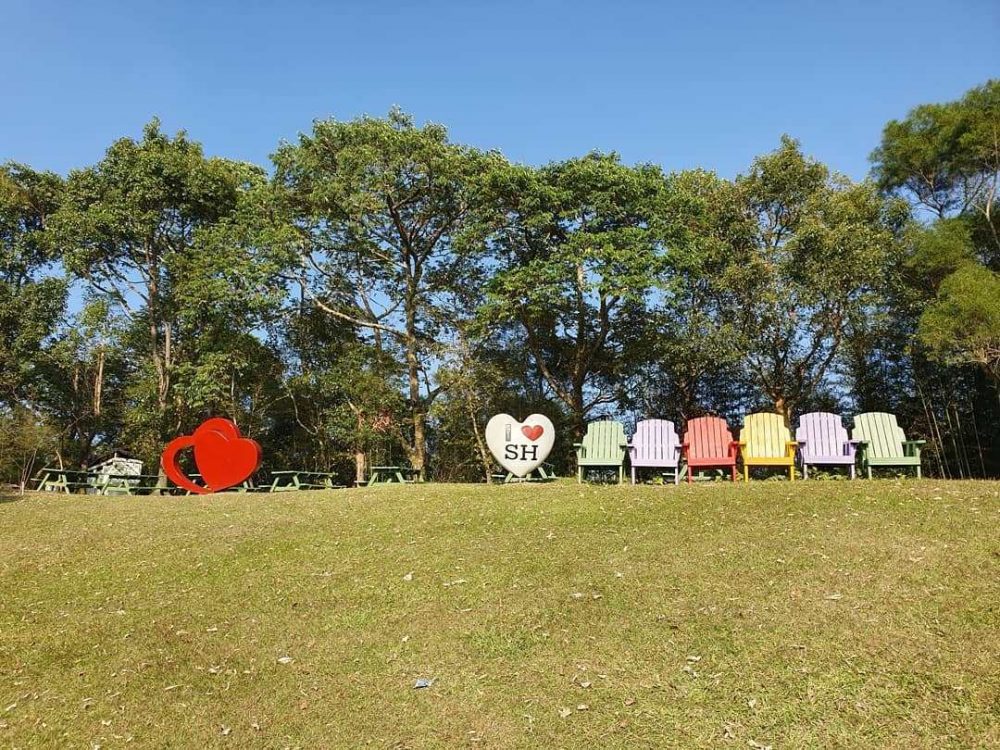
[161,417,262,494]
[485,413,555,478]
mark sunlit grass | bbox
[1,480,997,748]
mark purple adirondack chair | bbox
[795,412,859,479]
[628,419,682,484]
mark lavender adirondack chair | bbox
[628,419,682,484]
[795,412,859,479]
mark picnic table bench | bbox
[180,473,261,494]
[268,470,343,492]
[33,468,94,494]
[366,466,420,485]
[93,473,164,495]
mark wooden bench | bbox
[268,471,344,492]
[366,466,420,485]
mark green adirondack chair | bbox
[574,420,628,483]
[851,412,925,479]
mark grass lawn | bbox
[1,480,998,748]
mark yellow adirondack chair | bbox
[738,412,797,481]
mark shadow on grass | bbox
[0,491,23,504]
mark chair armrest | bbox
[729,440,742,457]
[903,440,927,447]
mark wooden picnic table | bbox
[366,466,420,485]
[33,468,93,494]
[94,473,164,495]
[268,470,343,492]
[181,473,261,494]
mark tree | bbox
[480,153,667,437]
[919,264,1000,385]
[716,137,903,419]
[272,109,498,478]
[869,81,1000,476]
[49,120,270,448]
[872,79,999,259]
[0,163,66,406]
[629,169,751,422]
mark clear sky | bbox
[2,0,997,181]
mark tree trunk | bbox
[354,450,367,486]
[466,393,493,483]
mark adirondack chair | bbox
[851,412,925,479]
[681,416,739,483]
[738,412,797,481]
[795,412,859,479]
[628,419,682,485]
[575,420,628,483]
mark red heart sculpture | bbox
[161,417,262,494]
[521,425,544,441]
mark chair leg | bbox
[731,466,737,482]
[849,464,855,480]
[802,463,808,480]
[866,466,872,480]
[916,465,921,479]
[577,466,582,483]
[743,465,749,482]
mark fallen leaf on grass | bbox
[277,656,293,665]
[403,572,413,581]
[558,707,572,718]
[824,593,843,601]
[576,704,589,711]
[220,725,231,736]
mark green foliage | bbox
[0,406,58,487]
[0,163,67,405]
[481,153,668,433]
[1,88,997,480]
[919,264,1000,382]
[272,109,502,473]
[49,120,273,445]
[718,137,903,416]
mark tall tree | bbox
[0,163,66,406]
[49,120,269,446]
[715,137,903,419]
[272,109,498,478]
[480,153,667,437]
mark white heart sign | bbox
[485,413,555,478]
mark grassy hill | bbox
[1,481,997,748]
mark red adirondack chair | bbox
[681,416,740,483]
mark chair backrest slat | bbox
[796,412,848,459]
[852,412,904,458]
[684,416,734,460]
[632,419,680,463]
[582,420,626,461]
[741,412,790,458]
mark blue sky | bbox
[2,0,997,180]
